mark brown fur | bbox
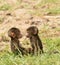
[26,26,44,54]
[8,27,27,55]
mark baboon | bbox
[8,27,27,55]
[26,26,44,54]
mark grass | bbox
[0,37,60,65]
[0,52,60,65]
[0,4,12,11]
[0,0,60,65]
[0,17,4,23]
[0,0,60,15]
[31,0,60,15]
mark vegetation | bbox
[0,0,60,65]
[0,37,60,65]
[0,0,60,15]
[0,4,12,11]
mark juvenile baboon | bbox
[26,26,44,54]
[8,27,27,55]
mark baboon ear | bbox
[33,27,38,35]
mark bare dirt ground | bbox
[0,10,60,37]
[0,11,60,52]
[0,0,60,52]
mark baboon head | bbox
[8,27,22,39]
[26,26,38,38]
